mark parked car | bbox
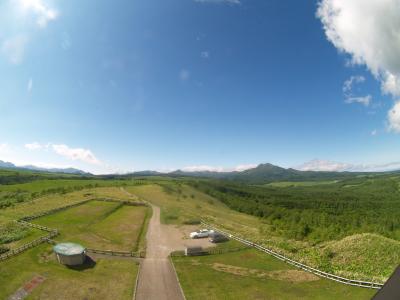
[209,232,229,243]
[189,229,214,239]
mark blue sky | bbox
[1,0,400,174]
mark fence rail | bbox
[86,248,144,258]
[1,197,147,263]
[201,220,384,290]
[0,231,58,261]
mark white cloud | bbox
[344,95,372,107]
[182,165,225,172]
[342,75,371,106]
[388,101,400,132]
[181,163,256,172]
[194,0,240,4]
[52,144,101,165]
[371,129,377,136]
[234,164,257,172]
[201,51,210,59]
[18,0,58,28]
[296,159,400,172]
[179,69,190,81]
[1,35,28,64]
[343,75,365,93]
[25,142,43,150]
[317,0,400,127]
[61,32,71,50]
[296,159,352,172]
[0,143,11,154]
[27,78,33,93]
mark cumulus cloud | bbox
[317,0,400,127]
[18,0,58,28]
[297,159,400,172]
[52,144,101,165]
[1,35,28,64]
[387,101,400,132]
[194,0,240,4]
[179,69,190,81]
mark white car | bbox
[190,229,214,239]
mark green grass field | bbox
[127,183,398,282]
[0,244,138,300]
[33,200,149,251]
[172,248,376,300]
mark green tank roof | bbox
[53,243,85,256]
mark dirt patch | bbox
[8,275,46,300]
[266,270,319,283]
[211,263,319,283]
[190,259,202,266]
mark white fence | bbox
[201,220,383,290]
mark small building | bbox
[209,232,229,243]
[185,246,204,256]
[53,243,86,266]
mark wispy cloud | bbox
[343,75,365,94]
[24,142,102,165]
[18,0,58,28]
[179,69,190,81]
[25,142,43,150]
[1,35,29,64]
[194,0,241,4]
[52,144,101,165]
[0,143,11,154]
[181,163,256,172]
[27,78,33,93]
[201,51,210,59]
[344,95,371,107]
[342,75,371,107]
[61,32,71,50]
[371,129,377,136]
[296,159,400,172]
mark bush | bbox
[183,219,201,225]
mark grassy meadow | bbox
[127,181,400,282]
[33,200,149,251]
[172,248,376,300]
[0,243,138,300]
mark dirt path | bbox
[135,205,185,300]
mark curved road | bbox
[135,205,185,300]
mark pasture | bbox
[172,248,376,300]
[0,243,138,300]
[33,200,149,251]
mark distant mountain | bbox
[166,163,369,184]
[0,160,89,175]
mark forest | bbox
[189,175,400,243]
